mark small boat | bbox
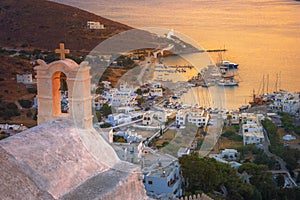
[217,78,239,86]
[172,95,179,100]
[239,105,249,111]
[201,81,215,87]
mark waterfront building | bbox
[269,91,300,115]
[223,111,240,125]
[282,99,300,115]
[241,113,259,124]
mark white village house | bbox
[150,87,163,97]
[142,111,167,126]
[176,108,209,128]
[176,110,187,125]
[102,82,137,107]
[101,80,112,89]
[242,123,265,145]
[269,91,300,115]
[142,151,182,199]
[221,149,238,160]
[241,113,265,146]
[109,129,144,164]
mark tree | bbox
[227,114,232,126]
[238,163,278,200]
[296,172,300,184]
[136,88,143,95]
[96,111,102,122]
[276,174,285,188]
[137,98,144,106]
[101,103,112,116]
[179,154,254,199]
[100,122,112,128]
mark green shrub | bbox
[222,130,242,141]
[27,88,37,94]
[0,102,20,120]
[100,122,112,128]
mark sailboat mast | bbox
[279,71,282,91]
[275,73,278,92]
[266,74,269,94]
[262,74,265,95]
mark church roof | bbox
[0,119,147,199]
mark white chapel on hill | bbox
[0,44,148,200]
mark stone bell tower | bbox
[34,43,93,129]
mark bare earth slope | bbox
[0,0,131,51]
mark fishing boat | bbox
[219,61,239,70]
[221,73,235,79]
[217,78,239,86]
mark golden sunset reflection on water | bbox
[53,0,300,108]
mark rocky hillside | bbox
[0,0,131,52]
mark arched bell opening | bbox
[52,71,69,116]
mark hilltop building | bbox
[87,21,105,29]
[16,73,33,84]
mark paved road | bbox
[146,121,175,145]
[14,100,23,110]
[137,57,153,86]
[199,113,223,157]
[262,128,287,171]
